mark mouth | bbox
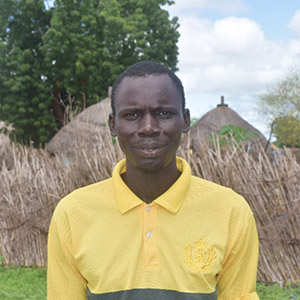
[134,144,165,157]
[142,148,155,152]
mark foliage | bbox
[258,68,300,148]
[0,0,179,146]
[0,266,47,300]
[43,0,179,102]
[0,0,56,146]
[273,116,300,148]
[209,124,259,148]
[257,282,300,300]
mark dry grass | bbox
[0,127,299,284]
[0,124,123,267]
[179,138,300,284]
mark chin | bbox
[134,155,176,174]
[136,166,162,174]
[135,160,163,174]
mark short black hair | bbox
[111,60,185,115]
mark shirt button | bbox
[146,205,152,212]
[146,232,152,238]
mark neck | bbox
[121,160,181,204]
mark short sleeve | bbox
[47,208,87,300]
[217,214,259,300]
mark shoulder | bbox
[186,176,256,246]
[52,177,114,222]
[188,175,253,220]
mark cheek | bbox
[116,133,130,147]
[116,123,136,138]
[165,123,185,138]
[115,128,137,153]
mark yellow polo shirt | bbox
[47,157,259,300]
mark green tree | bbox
[272,116,300,148]
[0,0,179,146]
[257,69,300,148]
[43,0,179,116]
[0,0,57,145]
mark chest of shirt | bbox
[70,202,229,294]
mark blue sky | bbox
[166,0,300,138]
[232,0,299,40]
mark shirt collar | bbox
[112,157,191,215]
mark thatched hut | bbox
[188,97,269,152]
[47,96,112,156]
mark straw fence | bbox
[0,126,299,284]
[179,139,300,284]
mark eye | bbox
[127,112,138,117]
[159,111,169,116]
[158,111,173,118]
[124,112,139,120]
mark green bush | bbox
[209,124,259,148]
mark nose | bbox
[138,113,160,137]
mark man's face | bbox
[109,74,190,174]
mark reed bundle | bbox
[179,139,300,284]
[0,129,299,283]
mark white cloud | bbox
[166,4,300,137]
[176,15,300,97]
[168,0,248,15]
[213,17,264,54]
[287,10,300,35]
[171,14,300,137]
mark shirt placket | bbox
[141,203,160,270]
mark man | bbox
[47,61,259,299]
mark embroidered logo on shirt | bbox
[184,238,216,272]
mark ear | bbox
[108,113,117,137]
[182,109,190,133]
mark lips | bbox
[134,143,165,157]
[142,148,155,152]
[134,143,165,149]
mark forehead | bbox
[114,74,182,109]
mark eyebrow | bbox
[118,105,179,112]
